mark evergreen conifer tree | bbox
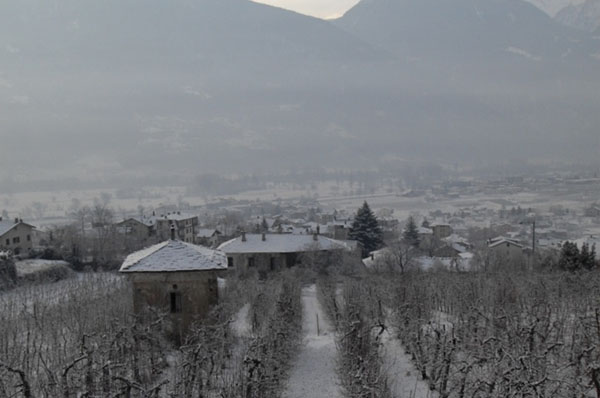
[349,201,383,257]
[581,242,597,270]
[403,216,420,248]
[559,241,580,271]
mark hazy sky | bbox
[252,0,360,19]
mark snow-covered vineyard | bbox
[3,266,600,398]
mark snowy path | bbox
[283,284,342,398]
[381,308,438,398]
[232,303,251,337]
[381,329,438,398]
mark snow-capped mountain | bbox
[335,0,596,64]
[556,0,600,31]
[1,0,599,182]
[523,0,585,16]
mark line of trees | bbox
[558,241,597,271]
[318,276,391,398]
[41,196,156,271]
[374,271,600,397]
[0,270,304,397]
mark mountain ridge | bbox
[556,0,600,31]
[1,0,599,182]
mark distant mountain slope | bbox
[334,0,594,64]
[556,0,600,31]
[523,0,585,16]
[0,0,599,185]
[0,0,389,177]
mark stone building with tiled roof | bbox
[120,239,227,340]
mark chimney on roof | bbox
[242,231,247,242]
[14,218,19,224]
[316,225,320,235]
[0,216,2,222]
[262,232,266,241]
[170,223,176,240]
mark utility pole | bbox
[532,219,536,256]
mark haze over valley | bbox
[1,0,599,191]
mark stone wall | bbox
[126,270,221,339]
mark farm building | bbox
[195,228,223,248]
[115,217,156,240]
[0,218,35,256]
[218,232,355,273]
[155,212,199,243]
[487,237,524,257]
[119,239,227,339]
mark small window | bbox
[170,292,182,313]
[13,237,20,244]
[270,257,276,271]
[227,257,234,267]
[27,235,31,242]
[248,257,255,268]
[5,239,9,246]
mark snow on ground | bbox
[232,303,251,337]
[382,307,439,398]
[15,259,71,276]
[0,272,124,316]
[381,328,438,398]
[283,284,342,398]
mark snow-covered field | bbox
[15,258,71,276]
[0,272,124,315]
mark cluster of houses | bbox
[119,224,356,338]
[5,195,599,338]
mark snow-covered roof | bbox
[0,220,34,237]
[218,234,352,254]
[488,238,523,249]
[443,234,469,245]
[117,216,156,227]
[197,228,221,238]
[329,220,352,227]
[157,213,197,222]
[120,240,227,273]
[418,227,433,235]
[362,247,392,268]
[451,243,469,253]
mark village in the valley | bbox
[2,169,599,275]
[1,168,600,397]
